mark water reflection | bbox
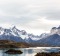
[1,48,36,56]
[0,47,60,56]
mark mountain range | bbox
[0,26,60,46]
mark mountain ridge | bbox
[0,26,60,46]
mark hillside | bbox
[0,40,30,48]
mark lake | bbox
[0,47,60,56]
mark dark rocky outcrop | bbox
[5,49,23,54]
[35,52,60,56]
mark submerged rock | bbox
[5,49,23,54]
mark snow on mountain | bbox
[25,25,60,46]
[50,26,60,35]
[39,33,49,39]
[0,27,4,35]
[39,34,60,46]
[23,34,40,43]
[28,34,40,40]
[1,25,60,43]
[0,26,30,40]
[0,26,49,42]
[0,25,60,46]
[34,26,60,46]
[11,26,29,39]
[0,26,28,42]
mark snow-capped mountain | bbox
[25,25,60,46]
[0,26,50,43]
[39,33,49,39]
[0,26,28,42]
[38,34,60,46]
[0,26,42,42]
[0,25,60,46]
[0,26,28,39]
[34,26,60,46]
[10,26,28,39]
[50,26,60,35]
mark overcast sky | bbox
[0,0,60,35]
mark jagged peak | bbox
[52,25,60,29]
[12,26,16,29]
[10,25,16,29]
[52,27,56,29]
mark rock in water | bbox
[5,49,23,54]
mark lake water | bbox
[0,47,60,56]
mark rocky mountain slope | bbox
[0,26,60,46]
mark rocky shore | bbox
[35,52,60,56]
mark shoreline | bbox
[35,51,60,56]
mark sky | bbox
[0,0,60,35]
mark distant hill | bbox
[0,40,30,48]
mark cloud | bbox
[0,0,60,35]
[27,17,60,32]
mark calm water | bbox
[0,47,60,56]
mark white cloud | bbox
[26,17,60,35]
[0,0,60,35]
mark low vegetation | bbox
[35,52,60,56]
[0,40,30,48]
